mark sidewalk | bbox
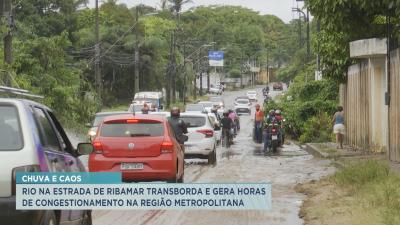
[303,142,400,173]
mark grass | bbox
[299,159,400,225]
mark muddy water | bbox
[81,86,336,225]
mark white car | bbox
[234,98,252,115]
[209,87,222,95]
[179,112,217,165]
[209,96,225,108]
[0,90,91,224]
[198,101,214,113]
[247,91,258,101]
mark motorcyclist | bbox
[220,110,233,145]
[141,103,150,114]
[168,107,188,145]
[263,110,276,152]
[228,109,237,135]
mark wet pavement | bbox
[70,86,336,225]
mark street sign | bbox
[208,51,224,67]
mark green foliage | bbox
[299,112,334,143]
[228,68,241,78]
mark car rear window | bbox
[0,105,23,150]
[186,104,203,111]
[180,116,206,128]
[100,122,164,137]
[210,97,222,102]
[200,102,213,107]
[237,100,249,104]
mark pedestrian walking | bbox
[332,106,345,149]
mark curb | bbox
[304,143,330,158]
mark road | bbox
[72,86,335,225]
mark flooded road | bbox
[73,86,336,225]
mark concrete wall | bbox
[389,49,400,162]
[341,58,388,152]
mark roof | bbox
[0,98,51,111]
[134,92,163,99]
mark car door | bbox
[32,107,71,223]
[45,110,86,223]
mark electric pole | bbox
[134,6,140,96]
[3,0,12,64]
[94,0,101,98]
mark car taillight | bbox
[272,128,277,132]
[197,129,214,138]
[92,141,103,154]
[161,141,174,153]
[11,165,40,195]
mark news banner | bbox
[16,173,272,210]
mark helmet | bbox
[228,109,233,113]
[275,109,281,115]
[170,107,180,117]
[269,110,275,115]
[255,104,260,109]
[223,110,229,117]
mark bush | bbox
[299,112,334,143]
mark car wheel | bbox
[208,147,217,165]
[177,167,184,183]
[39,211,57,225]
[81,211,92,225]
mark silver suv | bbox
[0,87,92,225]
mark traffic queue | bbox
[84,90,243,184]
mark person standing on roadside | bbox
[254,104,264,143]
[332,106,345,149]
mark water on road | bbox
[70,86,335,225]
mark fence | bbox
[389,49,400,162]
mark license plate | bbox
[120,163,144,170]
[272,135,278,140]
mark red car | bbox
[273,82,283,91]
[89,114,185,183]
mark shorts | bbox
[333,124,345,134]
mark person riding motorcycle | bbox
[168,107,188,145]
[220,110,234,145]
[263,110,277,152]
[228,109,238,135]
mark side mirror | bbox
[85,123,92,128]
[77,143,94,155]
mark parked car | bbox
[246,91,258,102]
[185,104,206,113]
[197,101,214,113]
[273,82,283,91]
[86,111,132,141]
[89,114,185,183]
[234,98,252,115]
[0,87,92,225]
[179,112,217,165]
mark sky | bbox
[87,0,305,23]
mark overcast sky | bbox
[87,0,305,23]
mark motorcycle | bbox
[265,121,282,153]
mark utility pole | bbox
[134,6,140,96]
[94,0,101,98]
[3,0,12,64]
[306,9,310,61]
